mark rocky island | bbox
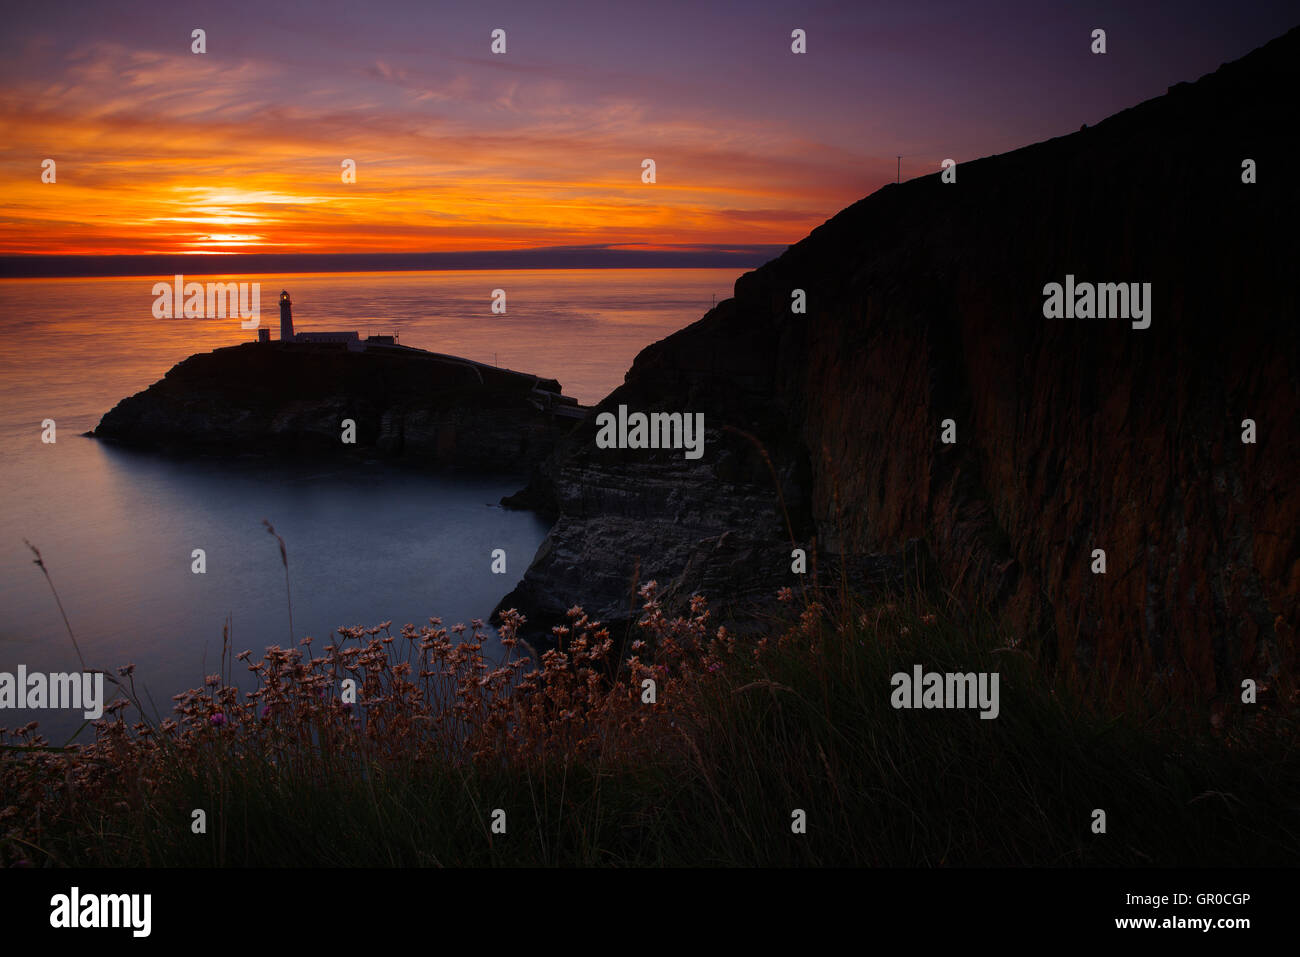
[92,293,588,470]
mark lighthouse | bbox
[279,290,294,341]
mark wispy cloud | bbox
[4,0,1288,256]
[0,28,883,255]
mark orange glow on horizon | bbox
[0,40,887,257]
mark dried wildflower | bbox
[210,713,226,727]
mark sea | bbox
[0,268,744,743]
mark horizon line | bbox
[0,245,787,279]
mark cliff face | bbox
[501,28,1300,699]
[93,342,583,471]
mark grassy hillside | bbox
[4,571,1296,867]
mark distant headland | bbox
[0,245,784,279]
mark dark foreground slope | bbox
[93,341,585,470]
[500,28,1300,701]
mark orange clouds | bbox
[0,40,888,255]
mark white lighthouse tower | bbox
[279,290,294,341]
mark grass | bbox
[3,568,1297,867]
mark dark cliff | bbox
[499,27,1300,701]
[93,341,586,471]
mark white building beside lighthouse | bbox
[278,289,360,346]
[263,289,400,351]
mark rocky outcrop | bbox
[93,341,586,471]
[500,27,1300,699]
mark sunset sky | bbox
[1,0,1294,258]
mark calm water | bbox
[0,268,742,741]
